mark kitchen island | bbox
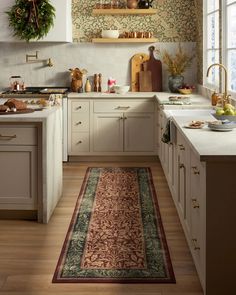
[0,106,63,223]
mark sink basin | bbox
[167,109,213,117]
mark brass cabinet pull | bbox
[178,144,185,151]
[192,166,200,175]
[77,140,82,144]
[179,163,185,169]
[119,117,123,120]
[0,134,17,140]
[76,106,82,110]
[76,121,82,125]
[116,106,130,110]
[192,198,200,209]
[123,116,127,120]
[192,238,200,250]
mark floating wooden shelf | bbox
[92,38,157,43]
[92,8,157,15]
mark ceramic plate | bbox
[184,125,204,129]
[209,127,233,132]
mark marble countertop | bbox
[68,91,211,108]
[0,106,61,122]
[167,111,236,161]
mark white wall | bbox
[0,42,197,92]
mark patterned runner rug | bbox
[53,167,175,283]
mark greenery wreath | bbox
[6,0,55,42]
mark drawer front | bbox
[94,101,154,113]
[0,126,37,146]
[71,132,90,153]
[71,113,89,132]
[71,101,89,113]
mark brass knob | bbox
[77,140,82,144]
[192,238,200,250]
[192,166,200,175]
[179,163,184,169]
[178,144,185,151]
[76,121,82,125]
[192,198,200,209]
[124,117,127,120]
[76,106,82,110]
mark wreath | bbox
[6,0,55,42]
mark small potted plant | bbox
[160,44,195,93]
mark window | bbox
[204,0,236,94]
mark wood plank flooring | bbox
[0,160,203,295]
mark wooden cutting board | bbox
[131,53,149,92]
[139,62,152,92]
[146,46,162,91]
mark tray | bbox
[0,108,34,115]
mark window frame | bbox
[203,0,236,96]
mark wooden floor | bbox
[0,160,203,295]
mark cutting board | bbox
[131,53,149,92]
[139,62,152,92]
[146,46,162,91]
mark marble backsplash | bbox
[0,42,197,92]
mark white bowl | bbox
[101,30,119,39]
[113,85,130,94]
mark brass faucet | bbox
[206,63,230,106]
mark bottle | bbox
[211,91,218,106]
[94,74,98,92]
[85,78,91,92]
[98,73,102,92]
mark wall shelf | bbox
[92,38,157,43]
[92,8,157,15]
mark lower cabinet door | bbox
[0,145,38,210]
[93,113,123,152]
[124,113,154,152]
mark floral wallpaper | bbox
[72,0,198,43]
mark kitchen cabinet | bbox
[158,109,177,200]
[189,150,206,286]
[0,0,72,42]
[68,98,157,156]
[93,113,123,152]
[93,100,155,154]
[0,125,38,210]
[68,100,90,155]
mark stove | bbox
[1,87,69,98]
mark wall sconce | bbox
[26,51,53,67]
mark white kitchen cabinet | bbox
[176,130,191,235]
[68,100,90,155]
[158,109,178,200]
[0,0,72,42]
[124,113,154,152]
[68,98,157,156]
[189,150,206,287]
[93,113,123,152]
[0,125,38,210]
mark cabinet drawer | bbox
[94,101,154,113]
[0,126,37,146]
[71,133,90,152]
[71,101,89,113]
[71,113,89,132]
